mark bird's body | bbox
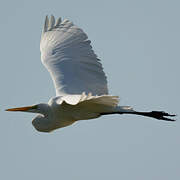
[32,94,133,132]
[6,16,175,132]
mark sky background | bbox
[0,0,180,179]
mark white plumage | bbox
[6,15,175,133]
[40,16,108,97]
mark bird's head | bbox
[6,103,53,132]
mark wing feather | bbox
[55,93,119,107]
[40,16,108,97]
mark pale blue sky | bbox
[0,0,180,179]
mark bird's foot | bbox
[149,111,176,121]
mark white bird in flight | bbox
[6,15,176,132]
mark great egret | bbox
[6,15,176,132]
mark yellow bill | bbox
[6,105,37,112]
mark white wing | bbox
[40,15,108,96]
[55,92,119,106]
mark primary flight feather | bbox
[6,15,176,132]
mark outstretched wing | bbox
[40,15,108,96]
